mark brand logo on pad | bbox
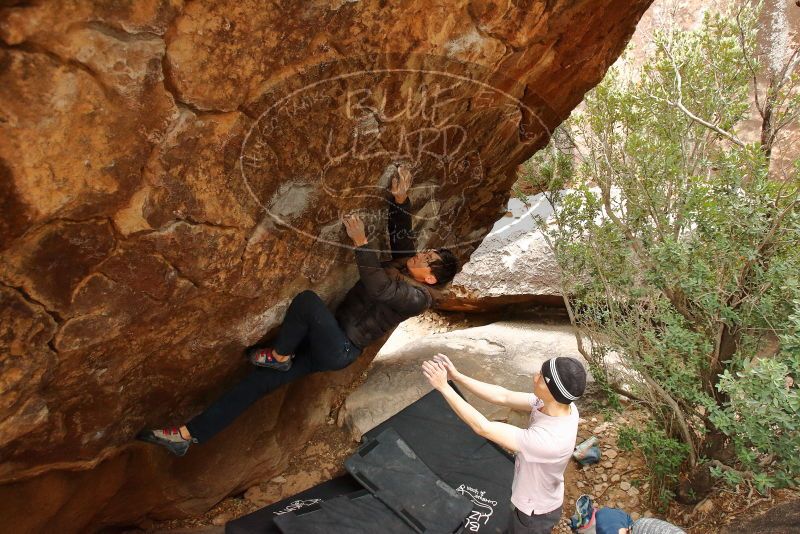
[273,498,324,515]
[455,484,498,532]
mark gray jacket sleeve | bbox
[354,245,432,314]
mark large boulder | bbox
[0,0,652,531]
[340,320,591,440]
[727,498,800,534]
[437,194,563,312]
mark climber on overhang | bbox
[136,163,459,456]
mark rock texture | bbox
[437,194,563,312]
[0,1,651,531]
[340,320,591,440]
[728,498,800,534]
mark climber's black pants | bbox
[186,290,362,443]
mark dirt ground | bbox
[144,397,798,533]
[142,309,798,534]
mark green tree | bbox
[517,3,800,505]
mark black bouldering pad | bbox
[364,386,515,534]
[273,490,412,534]
[345,427,472,533]
[227,387,515,534]
[225,475,363,534]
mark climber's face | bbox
[533,370,554,402]
[407,250,441,285]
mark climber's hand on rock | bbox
[433,353,460,381]
[422,360,449,391]
[391,164,413,204]
[343,214,368,246]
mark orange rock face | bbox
[0,0,651,530]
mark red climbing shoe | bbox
[136,426,192,456]
[248,347,292,371]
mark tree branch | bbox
[673,101,746,147]
[735,5,764,119]
[661,42,747,147]
[708,459,753,480]
[642,372,699,467]
[540,222,646,405]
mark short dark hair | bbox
[429,248,458,286]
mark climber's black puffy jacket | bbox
[335,198,432,349]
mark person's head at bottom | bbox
[622,517,687,534]
[535,356,587,405]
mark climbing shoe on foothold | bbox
[248,347,292,371]
[136,427,192,457]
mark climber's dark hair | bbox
[429,248,458,286]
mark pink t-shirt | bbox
[511,393,579,515]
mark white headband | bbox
[549,358,578,401]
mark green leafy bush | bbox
[618,423,690,508]
[520,3,800,501]
[710,304,800,492]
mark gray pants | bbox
[508,505,563,534]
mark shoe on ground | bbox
[248,347,292,371]
[136,427,191,457]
